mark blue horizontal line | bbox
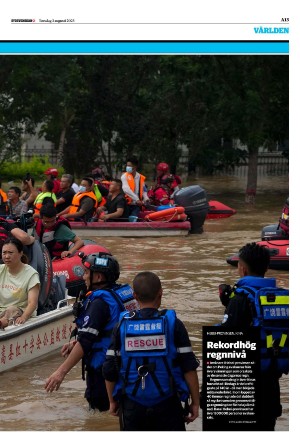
[0,41,289,54]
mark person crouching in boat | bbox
[0,237,40,330]
[45,252,138,412]
[155,162,181,196]
[148,174,174,207]
[33,204,84,259]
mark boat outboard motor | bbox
[173,185,209,234]
[261,224,289,241]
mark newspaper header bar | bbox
[0,41,289,54]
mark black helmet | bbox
[79,251,120,283]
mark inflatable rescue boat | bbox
[25,239,111,308]
[52,242,110,297]
[69,185,236,236]
[206,200,237,219]
[226,239,289,271]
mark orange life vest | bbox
[123,172,146,205]
[0,189,7,203]
[69,191,98,214]
[0,189,8,214]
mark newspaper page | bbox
[0,0,295,443]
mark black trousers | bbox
[85,367,109,412]
[119,395,186,431]
[255,373,282,431]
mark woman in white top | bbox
[0,237,40,329]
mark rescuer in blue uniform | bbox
[45,251,137,411]
[218,242,286,430]
[103,271,200,431]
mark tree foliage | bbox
[0,55,288,198]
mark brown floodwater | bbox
[0,175,289,433]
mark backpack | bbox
[237,285,289,375]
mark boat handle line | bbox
[57,297,74,309]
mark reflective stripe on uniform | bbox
[78,327,99,335]
[176,346,193,354]
[266,334,273,348]
[106,349,121,356]
[260,295,289,305]
[279,333,288,348]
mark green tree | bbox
[213,56,289,202]
[0,56,88,168]
[0,55,288,198]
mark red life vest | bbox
[148,184,172,206]
[52,179,61,195]
[34,217,71,259]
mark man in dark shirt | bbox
[96,179,129,222]
[55,174,75,213]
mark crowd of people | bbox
[0,159,182,223]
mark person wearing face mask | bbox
[44,252,138,412]
[121,156,149,217]
[57,177,98,222]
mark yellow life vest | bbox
[33,192,57,215]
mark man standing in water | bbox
[217,242,287,430]
[44,251,137,411]
[103,271,200,431]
